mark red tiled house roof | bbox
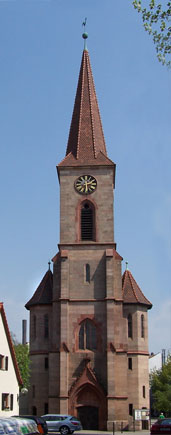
[0,302,23,385]
[122,269,152,308]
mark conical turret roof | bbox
[122,269,152,308]
[58,49,115,169]
[25,269,53,309]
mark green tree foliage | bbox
[150,355,171,415]
[14,343,30,390]
[132,1,171,66]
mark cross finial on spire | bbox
[48,261,51,271]
[125,261,128,270]
[82,18,88,50]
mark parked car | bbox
[41,415,82,435]
[151,418,171,434]
[0,417,39,435]
[0,419,17,435]
[13,416,48,435]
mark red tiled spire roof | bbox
[58,49,115,169]
[25,269,53,309]
[122,269,152,308]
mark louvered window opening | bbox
[81,203,93,240]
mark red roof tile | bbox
[114,249,123,261]
[58,151,115,168]
[0,302,22,385]
[58,49,115,169]
[122,269,152,308]
[25,269,53,309]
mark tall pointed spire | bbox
[58,46,115,172]
[66,49,107,161]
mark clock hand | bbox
[85,181,88,192]
[86,181,93,186]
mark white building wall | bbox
[149,352,162,372]
[0,312,19,416]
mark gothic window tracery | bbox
[79,319,97,350]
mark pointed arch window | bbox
[81,202,95,241]
[79,319,97,350]
[128,314,133,338]
[141,314,145,338]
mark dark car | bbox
[151,418,171,434]
[41,415,82,435]
[13,416,48,435]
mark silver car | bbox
[41,415,82,435]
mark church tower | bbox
[26,38,152,431]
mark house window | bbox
[44,314,49,339]
[10,394,13,410]
[5,357,8,371]
[45,357,49,370]
[33,315,36,340]
[85,264,90,283]
[143,385,146,398]
[128,357,132,370]
[128,314,133,338]
[129,403,133,416]
[2,393,9,410]
[141,314,145,338]
[79,319,97,350]
[0,355,4,370]
[81,202,94,241]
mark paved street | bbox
[77,432,149,435]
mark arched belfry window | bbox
[81,202,95,241]
[128,314,133,338]
[79,319,97,350]
[141,314,145,338]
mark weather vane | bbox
[82,17,88,50]
[82,17,87,29]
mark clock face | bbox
[75,175,97,194]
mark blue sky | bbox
[0,0,170,354]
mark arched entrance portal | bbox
[76,385,100,430]
[78,406,98,430]
[69,365,107,430]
